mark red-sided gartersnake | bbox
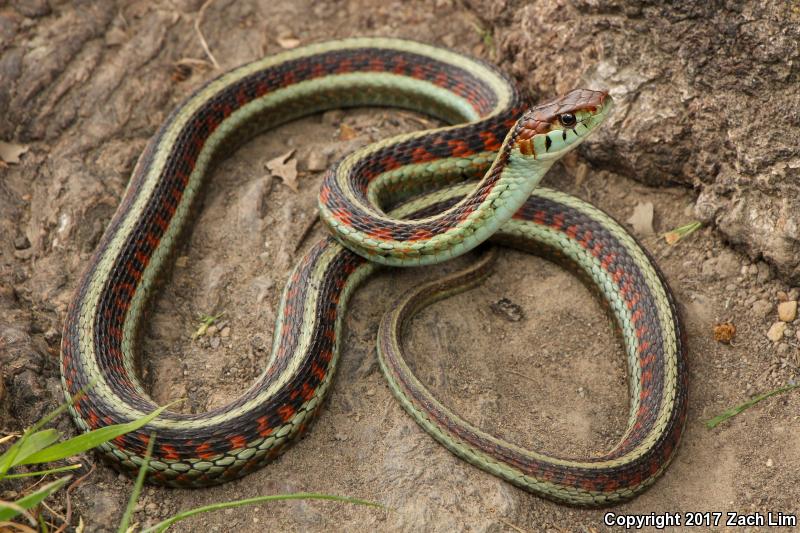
[61,38,687,505]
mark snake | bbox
[60,37,687,506]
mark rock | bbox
[488,1,800,281]
[766,322,786,342]
[305,151,328,172]
[626,201,655,235]
[220,326,230,338]
[201,263,228,311]
[776,343,790,356]
[322,110,344,126]
[236,176,270,232]
[703,253,741,279]
[756,261,772,283]
[766,458,774,468]
[84,490,121,530]
[777,301,797,322]
[712,250,741,278]
[490,298,525,322]
[751,299,772,319]
[13,235,30,250]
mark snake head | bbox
[512,89,613,160]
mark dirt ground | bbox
[1,0,799,532]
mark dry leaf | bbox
[277,35,301,49]
[0,141,29,165]
[339,123,358,141]
[266,149,299,192]
[626,201,655,235]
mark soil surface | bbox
[1,1,798,532]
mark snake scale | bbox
[60,38,687,506]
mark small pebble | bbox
[210,336,220,349]
[13,235,30,250]
[713,323,736,344]
[490,298,525,322]
[220,326,230,338]
[756,261,772,283]
[784,326,795,338]
[751,299,772,318]
[206,325,218,336]
[322,109,344,125]
[766,458,774,467]
[790,288,800,300]
[766,322,786,342]
[777,343,790,355]
[305,151,328,172]
[44,328,59,345]
[778,300,798,322]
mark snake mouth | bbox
[513,89,613,160]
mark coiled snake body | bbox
[61,38,687,505]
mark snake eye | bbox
[559,113,577,127]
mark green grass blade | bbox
[0,384,93,478]
[0,429,60,474]
[18,404,172,466]
[706,383,800,429]
[142,493,383,533]
[118,432,156,533]
[27,385,92,436]
[0,476,71,521]
[3,464,82,479]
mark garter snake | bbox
[60,37,687,505]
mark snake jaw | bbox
[513,89,613,160]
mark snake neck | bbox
[320,130,555,267]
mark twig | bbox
[497,517,531,533]
[0,520,37,532]
[507,370,538,384]
[40,500,66,523]
[55,463,95,533]
[194,0,220,69]
[0,433,20,445]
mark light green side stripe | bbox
[74,40,508,425]
[387,184,679,467]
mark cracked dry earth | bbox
[1,0,799,532]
